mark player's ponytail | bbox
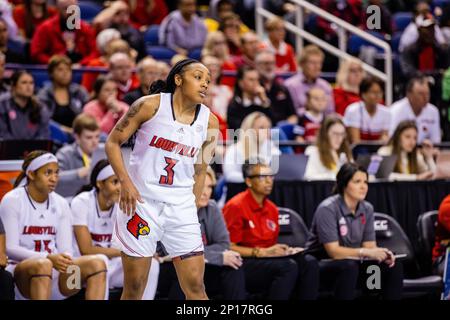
[14,150,49,188]
[76,159,110,195]
[149,58,200,95]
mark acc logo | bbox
[374,220,388,231]
[278,214,290,226]
[127,213,150,239]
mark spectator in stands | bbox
[201,55,232,120]
[202,31,237,87]
[156,61,170,80]
[305,162,404,300]
[83,75,129,134]
[399,1,446,53]
[0,217,14,300]
[226,66,273,131]
[124,0,169,30]
[333,58,365,116]
[294,87,327,143]
[13,0,57,42]
[284,45,335,116]
[264,16,297,72]
[224,112,280,183]
[38,55,89,133]
[71,159,159,299]
[223,159,320,300]
[0,70,49,140]
[92,0,145,60]
[0,0,19,41]
[378,120,436,181]
[400,13,449,79]
[432,194,450,276]
[304,116,352,181]
[0,150,108,300]
[158,166,247,300]
[55,113,101,197]
[219,13,244,57]
[82,37,134,93]
[389,75,441,144]
[255,50,297,125]
[232,32,261,69]
[30,0,97,65]
[344,76,390,144]
[158,0,207,56]
[107,52,139,101]
[123,57,159,106]
[204,0,249,34]
[0,18,25,63]
[0,52,9,95]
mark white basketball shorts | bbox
[112,198,204,259]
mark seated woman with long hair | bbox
[377,120,436,181]
[0,150,108,300]
[304,116,353,181]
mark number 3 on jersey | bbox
[159,157,178,185]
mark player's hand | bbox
[48,253,73,273]
[417,171,434,180]
[223,250,243,270]
[384,249,396,268]
[119,178,143,216]
[364,248,388,263]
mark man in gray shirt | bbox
[56,114,101,197]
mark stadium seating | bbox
[78,1,102,23]
[277,207,310,248]
[347,31,386,55]
[146,46,176,62]
[392,12,413,33]
[374,213,442,297]
[417,211,439,274]
[144,25,160,46]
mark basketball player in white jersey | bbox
[0,151,108,300]
[71,159,159,299]
[106,59,219,300]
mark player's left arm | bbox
[193,113,219,208]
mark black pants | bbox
[157,262,247,300]
[319,259,404,300]
[0,268,14,300]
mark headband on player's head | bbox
[18,153,58,187]
[27,153,58,174]
[96,165,115,182]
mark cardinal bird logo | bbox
[127,213,150,239]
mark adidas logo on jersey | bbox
[177,127,185,135]
[39,214,45,219]
[102,222,108,227]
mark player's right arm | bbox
[105,95,160,216]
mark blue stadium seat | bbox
[146,46,176,62]
[144,25,160,46]
[78,1,102,22]
[433,0,450,9]
[393,12,413,32]
[276,121,295,140]
[30,70,50,89]
[49,120,71,145]
[347,31,385,55]
[391,31,402,53]
[188,48,202,60]
[7,38,26,54]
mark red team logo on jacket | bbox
[127,213,150,239]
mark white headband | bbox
[96,165,115,182]
[27,153,58,174]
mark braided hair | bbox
[149,58,200,94]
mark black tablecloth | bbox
[226,180,450,248]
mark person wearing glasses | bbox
[304,115,353,181]
[223,159,319,300]
[343,76,391,144]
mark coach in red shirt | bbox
[223,159,319,300]
[30,0,97,65]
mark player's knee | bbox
[127,275,148,294]
[84,256,107,276]
[30,258,53,275]
[184,276,205,296]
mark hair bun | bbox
[149,80,167,95]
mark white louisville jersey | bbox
[71,190,118,253]
[128,92,210,205]
[0,187,72,261]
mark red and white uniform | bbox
[71,190,159,299]
[0,187,74,300]
[113,92,210,258]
